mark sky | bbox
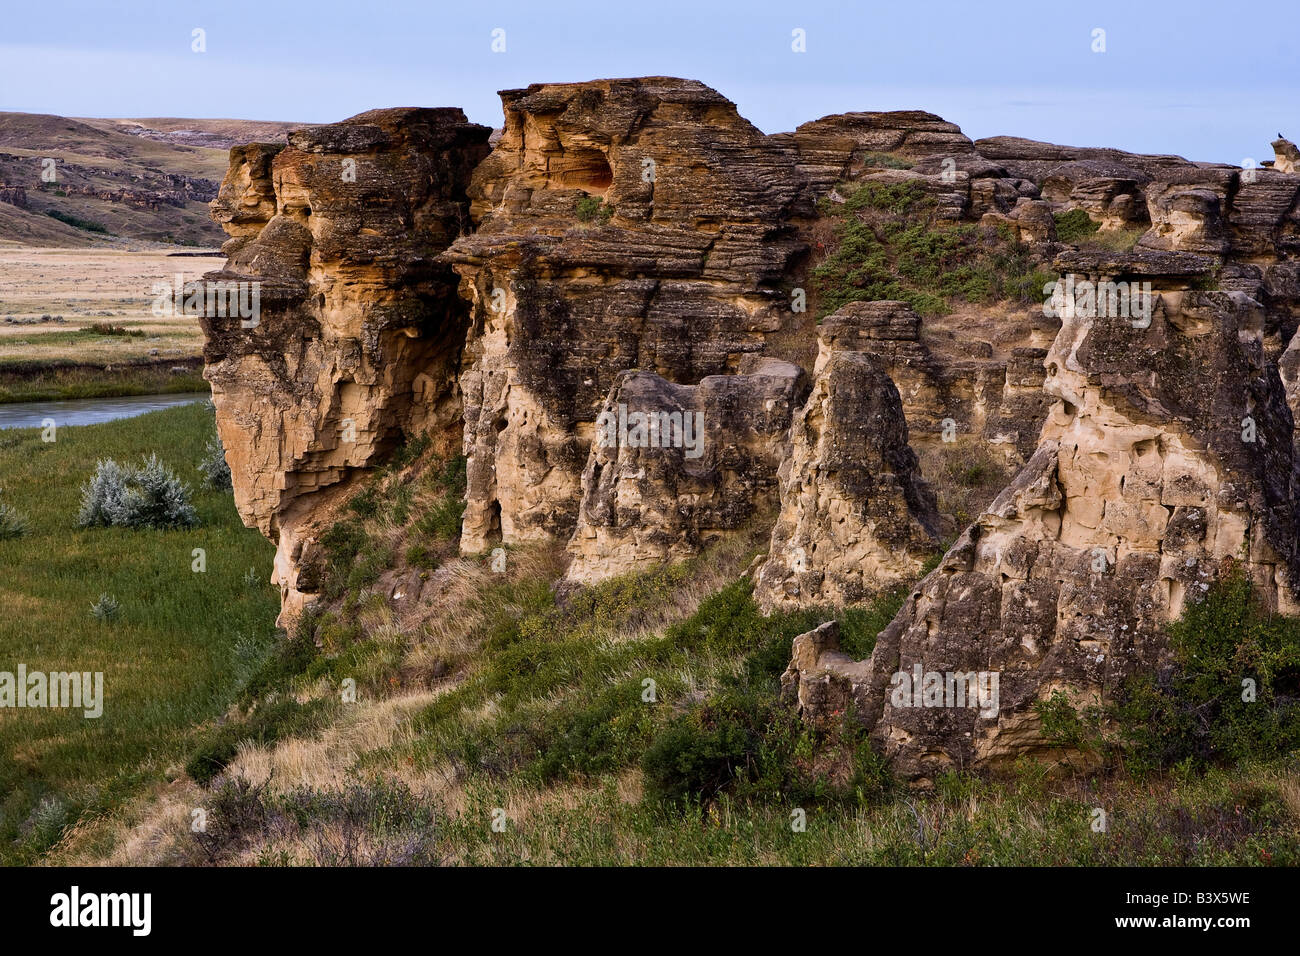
[1,0,1296,165]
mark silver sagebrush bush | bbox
[77,455,198,530]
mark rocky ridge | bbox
[200,78,1300,775]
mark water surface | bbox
[0,392,209,430]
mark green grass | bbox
[420,759,1299,866]
[0,361,207,403]
[0,402,279,863]
[1053,208,1101,243]
[812,180,1055,318]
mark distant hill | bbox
[0,112,301,247]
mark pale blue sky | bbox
[1,0,1295,164]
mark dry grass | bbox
[0,248,218,363]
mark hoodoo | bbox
[200,77,1300,775]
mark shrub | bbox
[197,434,232,490]
[45,209,109,234]
[89,593,120,622]
[81,323,144,337]
[405,543,439,570]
[77,455,198,530]
[575,195,614,223]
[347,487,379,519]
[0,503,29,540]
[812,181,1052,318]
[640,690,892,809]
[1053,208,1101,243]
[318,520,370,598]
[1112,568,1300,773]
[641,693,768,806]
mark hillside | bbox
[0,112,299,247]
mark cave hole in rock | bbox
[558,147,613,194]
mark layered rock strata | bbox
[754,307,940,611]
[200,107,490,623]
[565,357,808,583]
[783,289,1300,780]
[442,78,813,554]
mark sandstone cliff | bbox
[783,288,1300,780]
[200,107,490,623]
[199,77,1300,777]
[753,304,940,611]
[442,78,812,554]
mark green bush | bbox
[641,692,768,806]
[347,487,380,519]
[45,209,110,234]
[1053,208,1101,243]
[1112,569,1300,773]
[576,195,614,223]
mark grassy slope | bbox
[0,403,277,863]
[55,451,1297,867]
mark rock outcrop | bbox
[566,357,807,583]
[200,107,490,623]
[754,305,940,611]
[443,78,813,554]
[0,184,27,209]
[784,288,1300,780]
[196,77,1300,778]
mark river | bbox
[0,392,210,430]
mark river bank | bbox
[0,355,207,403]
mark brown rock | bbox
[200,107,490,625]
[754,304,940,612]
[565,357,808,582]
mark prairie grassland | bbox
[0,402,277,864]
[0,247,219,360]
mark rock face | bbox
[200,107,490,623]
[1274,137,1300,175]
[772,111,983,195]
[754,305,940,611]
[784,289,1300,781]
[443,78,813,554]
[566,357,808,583]
[0,184,27,209]
[197,76,1300,777]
